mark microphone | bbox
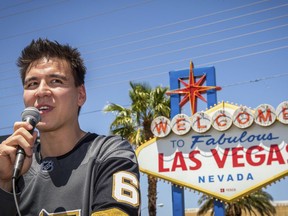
[12,107,41,179]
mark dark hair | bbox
[17,38,86,87]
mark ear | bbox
[77,84,86,106]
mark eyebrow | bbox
[24,74,69,85]
[24,77,36,85]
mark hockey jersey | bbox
[0,133,141,215]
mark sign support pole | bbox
[169,66,225,216]
[170,70,185,216]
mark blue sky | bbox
[0,0,287,215]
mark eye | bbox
[51,79,63,84]
[24,81,38,89]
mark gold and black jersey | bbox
[0,133,141,216]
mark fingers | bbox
[0,145,17,182]
[13,121,33,134]
[12,122,36,156]
[0,144,17,164]
[2,122,36,157]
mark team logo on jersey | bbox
[41,160,54,172]
[39,209,81,216]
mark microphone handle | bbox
[12,147,25,179]
[12,118,36,179]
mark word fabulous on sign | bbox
[151,101,288,137]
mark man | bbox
[0,39,140,215]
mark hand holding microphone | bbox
[12,107,41,179]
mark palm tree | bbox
[104,81,170,216]
[197,189,276,216]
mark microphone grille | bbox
[21,107,41,124]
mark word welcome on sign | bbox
[151,101,288,137]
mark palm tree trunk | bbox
[148,175,158,216]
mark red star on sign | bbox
[166,61,221,114]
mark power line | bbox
[0,0,154,41]
[197,45,288,67]
[0,125,14,131]
[86,36,288,82]
[222,73,288,88]
[0,1,284,79]
[1,36,287,99]
[0,0,272,66]
[79,0,270,48]
[88,24,288,71]
[1,19,287,83]
[82,3,288,56]
[0,101,23,108]
[85,14,288,62]
[87,45,288,89]
[0,0,69,20]
[0,0,33,12]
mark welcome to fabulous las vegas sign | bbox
[135,62,288,202]
[136,101,288,202]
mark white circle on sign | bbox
[191,112,212,133]
[276,101,288,124]
[254,104,276,126]
[212,109,233,131]
[232,106,254,129]
[151,116,171,137]
[171,113,191,135]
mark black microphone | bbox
[12,107,41,179]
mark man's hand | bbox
[0,122,38,192]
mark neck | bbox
[39,126,86,158]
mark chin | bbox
[37,123,48,131]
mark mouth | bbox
[36,105,53,113]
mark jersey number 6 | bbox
[112,171,140,207]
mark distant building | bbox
[185,200,288,216]
[273,201,288,216]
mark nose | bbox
[34,80,51,98]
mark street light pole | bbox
[141,203,164,215]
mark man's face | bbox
[23,57,86,132]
